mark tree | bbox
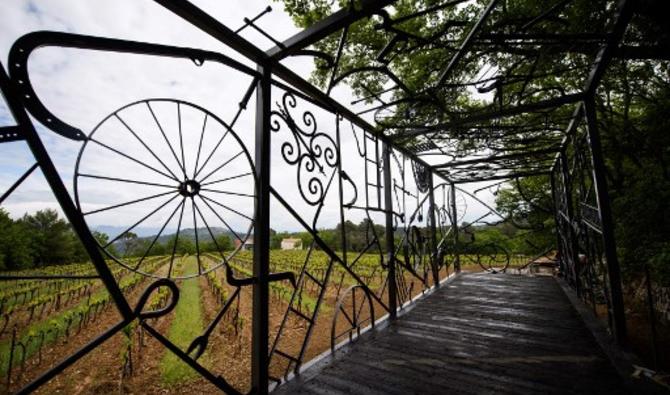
[214,234,233,252]
[88,230,118,258]
[0,209,34,270]
[146,241,167,256]
[120,231,140,257]
[278,0,670,284]
[20,209,75,266]
[495,175,555,254]
[165,235,196,255]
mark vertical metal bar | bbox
[376,137,383,209]
[550,170,566,277]
[382,142,397,319]
[583,95,627,346]
[335,116,348,266]
[252,64,271,394]
[644,264,659,369]
[450,183,461,272]
[559,149,580,290]
[550,171,561,271]
[427,175,439,287]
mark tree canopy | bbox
[277,0,670,283]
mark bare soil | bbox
[3,261,461,394]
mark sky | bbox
[0,0,501,238]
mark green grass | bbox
[159,256,205,385]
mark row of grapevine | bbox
[0,256,171,388]
[0,256,167,339]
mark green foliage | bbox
[275,0,670,284]
[209,234,233,252]
[0,209,33,270]
[164,235,195,256]
[495,176,556,253]
[603,77,670,285]
[20,209,75,266]
[159,257,204,385]
[92,230,117,257]
[0,209,116,270]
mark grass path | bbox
[159,256,206,385]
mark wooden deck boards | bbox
[274,273,628,395]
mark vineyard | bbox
[0,248,523,393]
[2,0,669,391]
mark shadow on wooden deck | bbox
[274,273,630,395]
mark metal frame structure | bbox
[0,0,657,393]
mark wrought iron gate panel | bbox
[552,109,626,344]
[0,0,637,392]
[0,38,456,391]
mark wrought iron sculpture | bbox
[0,0,641,393]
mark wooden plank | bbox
[274,273,629,395]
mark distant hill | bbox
[94,225,161,239]
[156,227,240,244]
[107,226,244,250]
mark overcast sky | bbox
[0,0,500,237]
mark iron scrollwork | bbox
[271,92,339,206]
[411,160,431,194]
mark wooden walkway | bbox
[275,273,628,395]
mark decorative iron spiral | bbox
[412,160,431,193]
[271,92,339,206]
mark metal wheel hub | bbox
[178,179,201,197]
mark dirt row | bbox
[4,259,459,394]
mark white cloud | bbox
[1,0,501,237]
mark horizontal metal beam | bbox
[446,170,550,184]
[436,0,499,86]
[267,0,395,59]
[394,92,584,140]
[0,125,23,142]
[432,146,560,169]
[154,0,448,184]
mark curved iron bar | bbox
[330,285,375,354]
[187,287,240,360]
[271,92,339,206]
[8,31,259,141]
[0,0,637,391]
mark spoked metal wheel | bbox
[74,99,255,279]
[476,243,510,273]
